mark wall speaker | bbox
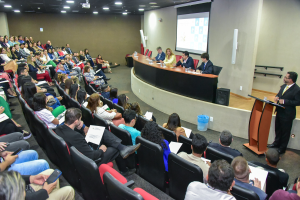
[216,88,230,106]
[231,29,238,64]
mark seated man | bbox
[269,176,300,200]
[178,134,210,183]
[66,43,73,54]
[197,52,213,74]
[152,46,165,62]
[19,43,30,58]
[46,40,53,50]
[176,51,194,69]
[56,108,141,176]
[251,148,289,188]
[101,84,111,99]
[231,156,267,200]
[60,59,78,76]
[185,160,236,200]
[18,35,25,44]
[119,110,141,145]
[208,130,243,158]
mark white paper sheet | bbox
[96,69,102,73]
[144,111,153,120]
[102,104,109,110]
[0,80,9,84]
[169,142,183,154]
[85,125,105,145]
[249,166,269,190]
[182,127,192,138]
[36,81,47,86]
[0,113,9,123]
[37,70,45,74]
[57,111,66,124]
[201,157,211,163]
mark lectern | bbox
[244,95,284,155]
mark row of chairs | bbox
[144,49,152,58]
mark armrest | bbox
[123,180,135,187]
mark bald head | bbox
[231,156,249,181]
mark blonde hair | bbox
[166,48,174,59]
[27,55,34,66]
[0,171,25,200]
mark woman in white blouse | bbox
[41,49,57,67]
[23,43,31,54]
[0,47,12,62]
[86,93,125,126]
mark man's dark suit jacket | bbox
[276,84,300,120]
[23,175,48,200]
[176,56,194,69]
[46,44,53,49]
[56,124,104,161]
[209,143,243,158]
[251,161,289,188]
[197,60,213,74]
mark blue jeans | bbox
[95,70,107,80]
[8,150,50,175]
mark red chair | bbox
[134,188,159,200]
[193,59,199,70]
[141,43,144,55]
[99,163,127,184]
[175,55,181,62]
[144,49,149,56]
[147,51,152,57]
[41,44,47,49]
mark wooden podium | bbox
[243,95,284,155]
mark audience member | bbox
[96,55,112,73]
[21,82,37,108]
[231,156,267,200]
[141,121,171,171]
[119,110,141,145]
[69,84,79,100]
[109,87,118,103]
[0,171,26,200]
[101,84,111,99]
[84,48,94,66]
[269,176,300,200]
[23,43,31,54]
[163,113,187,141]
[176,51,194,69]
[118,94,130,110]
[18,35,24,44]
[8,36,16,47]
[57,73,67,89]
[129,102,156,122]
[41,49,56,67]
[209,130,243,158]
[56,108,140,175]
[64,79,73,95]
[83,66,105,87]
[185,160,236,200]
[46,40,53,49]
[65,43,73,54]
[19,43,30,58]
[77,89,88,105]
[0,47,12,62]
[28,42,36,54]
[0,132,30,152]
[27,55,53,85]
[11,45,22,60]
[178,134,210,183]
[14,36,20,45]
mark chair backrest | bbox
[205,146,235,164]
[69,98,81,109]
[175,55,181,62]
[110,124,133,146]
[102,98,114,110]
[168,153,203,200]
[93,114,109,130]
[113,103,124,115]
[48,129,81,191]
[147,51,152,57]
[213,65,223,76]
[136,136,166,191]
[28,72,37,80]
[193,59,199,70]
[178,135,192,154]
[144,49,149,56]
[231,185,260,200]
[70,146,106,199]
[134,115,150,132]
[63,91,72,109]
[103,172,143,200]
[158,125,176,143]
[23,103,37,137]
[89,84,98,94]
[80,105,94,127]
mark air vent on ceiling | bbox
[24,10,36,12]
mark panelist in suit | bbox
[268,72,300,154]
[176,51,194,69]
[208,130,242,158]
[197,53,213,74]
[152,46,165,62]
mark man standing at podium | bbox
[268,72,300,154]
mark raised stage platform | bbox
[131,68,300,151]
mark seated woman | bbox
[118,94,131,110]
[10,46,22,60]
[77,89,88,105]
[69,84,79,100]
[79,50,87,62]
[57,73,68,89]
[0,96,31,139]
[14,36,20,46]
[163,113,188,141]
[141,121,171,171]
[3,38,10,48]
[96,55,112,73]
[109,88,118,104]
[36,41,44,51]
[86,93,125,126]
[61,47,68,55]
[8,36,16,47]
[129,102,156,122]
[27,55,53,86]
[48,48,59,64]
[161,48,176,66]
[41,49,56,67]
[57,48,65,58]
[23,43,31,55]
[64,79,73,95]
[0,47,12,63]
[83,66,105,88]
[84,48,95,67]
[28,42,35,54]
[32,42,42,52]
[5,47,12,60]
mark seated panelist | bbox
[176,51,194,69]
[160,48,176,65]
[152,46,165,61]
[197,53,213,74]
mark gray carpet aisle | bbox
[9,65,300,200]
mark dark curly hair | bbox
[141,121,167,150]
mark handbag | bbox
[4,60,18,73]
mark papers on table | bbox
[85,125,105,145]
[36,81,47,86]
[249,166,268,191]
[0,113,9,123]
[144,111,153,120]
[182,127,192,138]
[57,111,66,124]
[169,142,183,154]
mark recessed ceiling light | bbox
[149,2,157,4]
[115,2,122,5]
[66,1,74,3]
[72,10,79,12]
[125,10,127,11]
[139,5,146,7]
[4,5,12,8]
[139,8,144,11]
[14,10,20,12]
[37,7,40,9]
[103,7,109,10]
[93,11,98,14]
[61,10,66,13]
[63,6,70,9]
[150,6,160,7]
[122,12,127,15]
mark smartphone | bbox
[11,148,23,156]
[46,169,62,184]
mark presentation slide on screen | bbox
[176,12,210,54]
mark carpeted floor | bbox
[9,65,300,199]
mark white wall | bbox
[0,13,9,36]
